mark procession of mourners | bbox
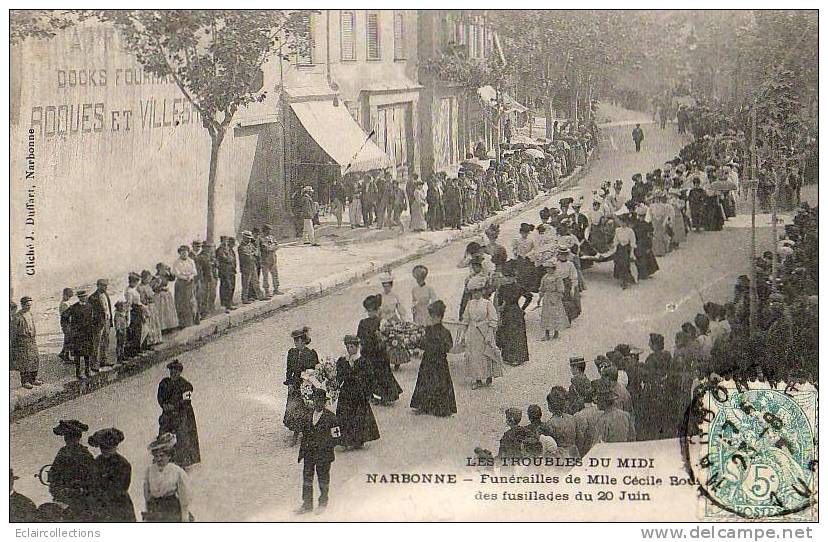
[10,97,818,521]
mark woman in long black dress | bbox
[410,300,457,417]
[495,261,533,366]
[88,428,136,522]
[283,327,319,446]
[631,206,659,280]
[156,360,201,468]
[336,335,380,449]
[358,295,402,405]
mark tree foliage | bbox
[9,9,79,44]
[95,10,312,139]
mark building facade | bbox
[417,10,496,178]
[9,10,503,297]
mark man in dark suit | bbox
[196,242,217,316]
[65,290,96,379]
[297,388,340,514]
[215,236,237,313]
[632,123,645,152]
[88,279,113,370]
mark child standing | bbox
[297,388,340,514]
[58,288,74,363]
[114,301,128,362]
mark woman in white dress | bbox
[138,270,163,346]
[409,180,428,232]
[378,272,408,369]
[152,263,179,332]
[459,275,502,390]
[411,265,437,326]
[143,433,192,522]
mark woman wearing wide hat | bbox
[48,419,95,521]
[335,335,380,449]
[88,428,136,521]
[142,433,192,522]
[410,300,457,416]
[157,359,201,467]
[358,294,402,404]
[458,275,502,390]
[283,327,320,445]
[494,261,533,366]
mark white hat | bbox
[378,271,394,284]
[614,205,631,217]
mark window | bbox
[296,13,314,65]
[340,11,356,61]
[393,11,406,60]
[366,11,380,60]
[477,25,485,58]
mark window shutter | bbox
[341,11,355,60]
[297,13,313,65]
[367,11,380,60]
[394,11,406,59]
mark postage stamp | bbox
[682,379,818,520]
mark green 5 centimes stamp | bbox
[682,380,818,520]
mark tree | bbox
[9,9,79,44]
[95,10,313,243]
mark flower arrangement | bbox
[299,357,339,404]
[379,320,425,356]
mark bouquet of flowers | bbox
[379,320,425,356]
[299,357,339,405]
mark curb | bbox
[10,157,594,422]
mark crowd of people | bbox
[9,360,201,522]
[9,226,282,387]
[469,115,819,463]
[329,123,597,234]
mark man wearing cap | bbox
[570,198,590,243]
[238,231,263,304]
[258,224,280,297]
[48,420,95,520]
[592,381,636,445]
[632,123,644,152]
[10,296,42,388]
[88,279,114,370]
[301,186,319,245]
[65,290,96,379]
[297,388,341,514]
[570,375,600,457]
[215,236,237,312]
[196,241,218,316]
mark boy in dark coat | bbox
[296,388,341,514]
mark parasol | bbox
[524,148,545,159]
[709,179,737,192]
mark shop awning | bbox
[290,101,392,174]
[477,85,528,113]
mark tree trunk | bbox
[206,129,225,244]
[545,94,554,139]
[570,87,579,124]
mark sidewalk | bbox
[10,157,596,419]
